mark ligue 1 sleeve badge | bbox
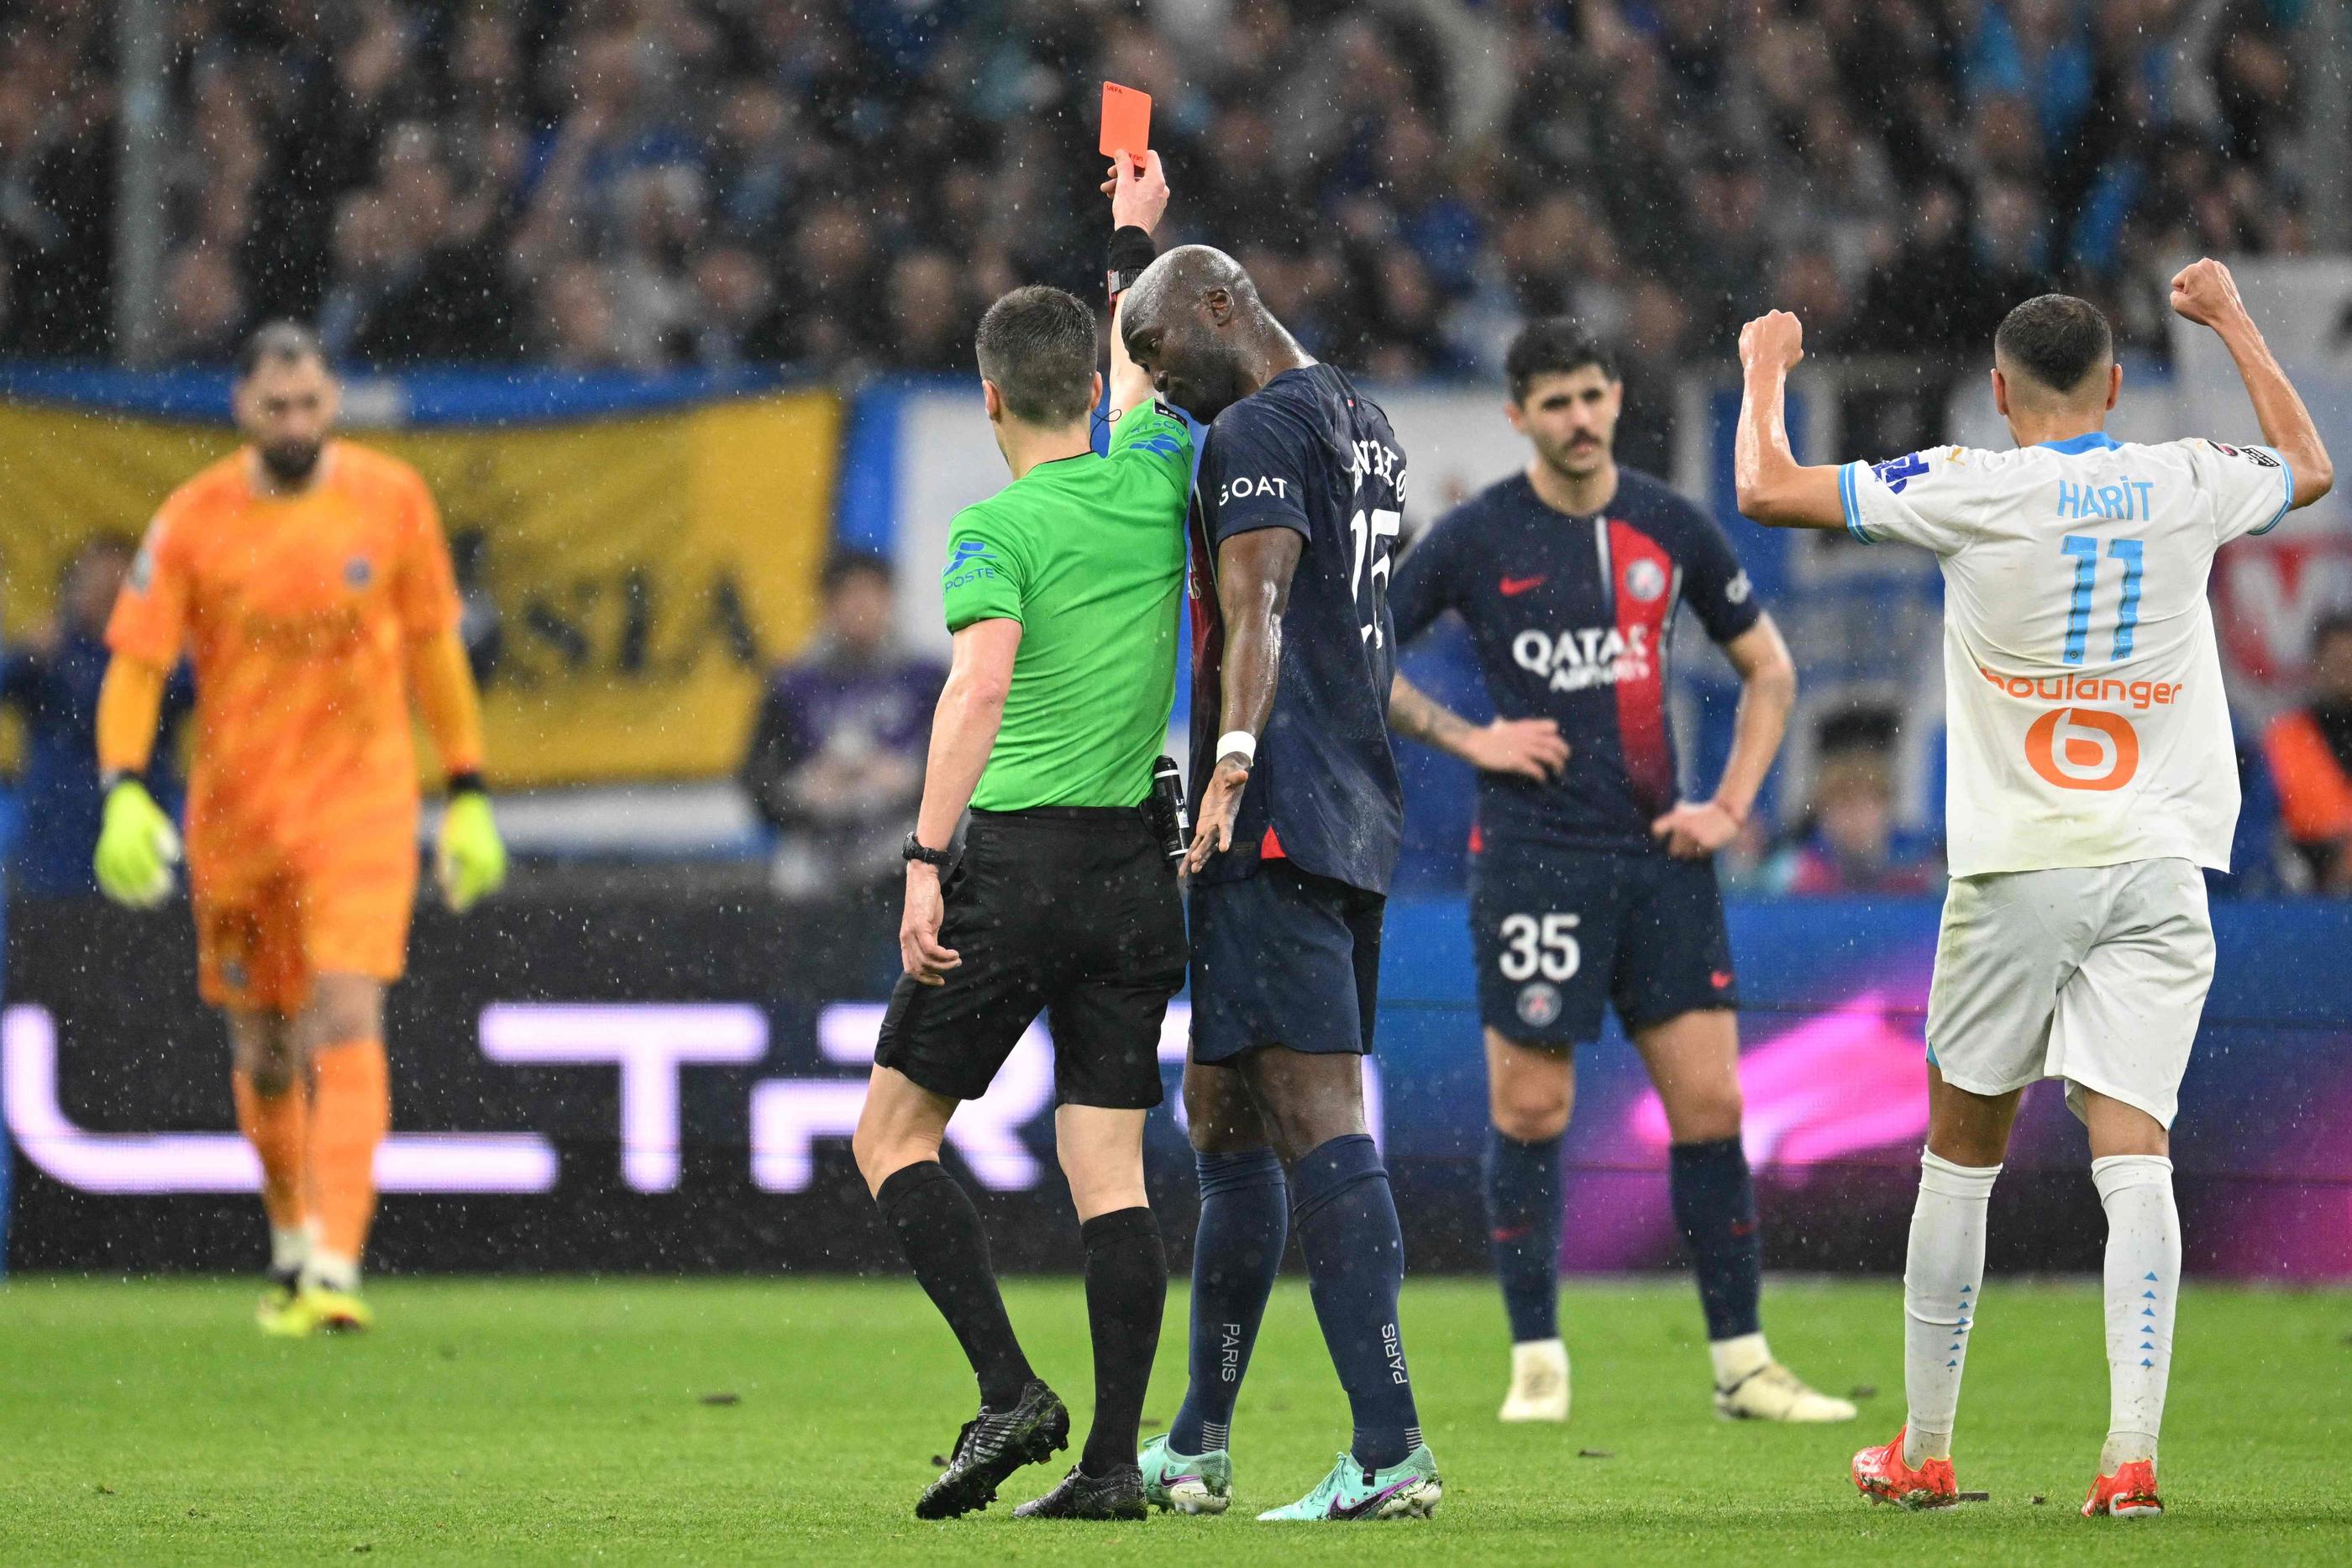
[1516,981,1562,1028]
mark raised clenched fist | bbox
[1740,310,1805,375]
[2168,258,2250,332]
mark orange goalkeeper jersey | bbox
[107,441,460,887]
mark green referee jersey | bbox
[940,400,1194,811]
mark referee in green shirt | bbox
[851,153,1189,1523]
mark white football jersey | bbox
[1840,431,2296,878]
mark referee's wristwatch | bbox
[901,831,955,871]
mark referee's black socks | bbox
[1079,1206,1165,1476]
[876,1161,1036,1409]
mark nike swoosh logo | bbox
[1335,1478,1418,1518]
[1499,575,1546,596]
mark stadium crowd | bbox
[0,0,2343,898]
[0,0,2320,380]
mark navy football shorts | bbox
[1189,858,1384,1064]
[1467,840,1737,1047]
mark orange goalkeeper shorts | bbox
[193,853,418,1014]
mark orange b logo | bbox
[2024,707,2139,791]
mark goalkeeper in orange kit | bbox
[92,323,507,1335]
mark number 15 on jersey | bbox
[1351,506,1401,646]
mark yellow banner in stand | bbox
[0,391,841,786]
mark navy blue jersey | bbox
[1188,364,1406,894]
[1389,467,1761,854]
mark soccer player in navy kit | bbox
[1388,320,1854,1426]
[1117,244,1440,1522]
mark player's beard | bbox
[257,438,323,486]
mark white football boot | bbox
[1498,1337,1571,1423]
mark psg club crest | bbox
[1623,558,1666,603]
[1516,982,1562,1028]
[344,555,375,588]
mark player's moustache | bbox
[259,438,323,484]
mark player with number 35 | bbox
[1385,318,1849,1429]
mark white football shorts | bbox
[1924,857,2214,1128]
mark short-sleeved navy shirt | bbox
[1188,364,1406,894]
[1389,466,1761,855]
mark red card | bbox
[1100,81,1152,167]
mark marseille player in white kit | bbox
[1732,260,2333,1519]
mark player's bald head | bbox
[235,319,328,383]
[1123,244,1257,333]
[232,320,338,486]
[1120,245,1276,422]
[1993,294,2113,407]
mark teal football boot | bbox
[1137,1432,1232,1514]
[1256,1445,1441,1522]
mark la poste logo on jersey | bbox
[942,538,1001,595]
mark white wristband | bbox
[1215,730,1257,766]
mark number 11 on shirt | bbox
[2061,534,2145,665]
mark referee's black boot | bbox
[1013,1463,1149,1520]
[916,1380,1070,1519]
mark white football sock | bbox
[1902,1150,2000,1466]
[1708,1331,1771,1389]
[269,1225,309,1276]
[304,1249,360,1294]
[2092,1153,2179,1471]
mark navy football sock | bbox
[1670,1136,1764,1343]
[1483,1127,1563,1343]
[1169,1147,1287,1455]
[1291,1133,1420,1471]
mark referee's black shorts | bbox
[875,806,1187,1109]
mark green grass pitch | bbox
[1,1274,2345,1565]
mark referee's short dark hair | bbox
[1994,294,2113,397]
[1505,318,1619,404]
[236,319,328,380]
[976,285,1097,427]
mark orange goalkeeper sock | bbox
[308,1038,391,1282]
[232,1068,310,1269]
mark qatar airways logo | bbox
[1513,624,1652,693]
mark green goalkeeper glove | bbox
[92,779,181,909]
[436,789,507,914]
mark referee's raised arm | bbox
[1105,149,1170,419]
